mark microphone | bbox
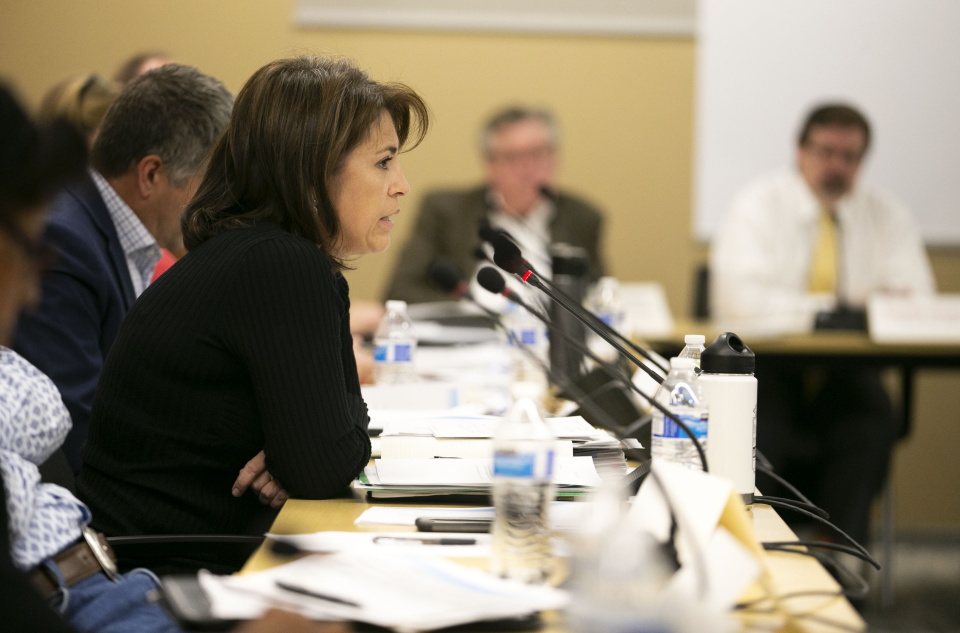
[476,266,529,308]
[428,257,470,299]
[478,225,668,375]
[477,267,707,473]
[429,263,646,450]
[487,235,663,384]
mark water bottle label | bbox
[493,449,554,478]
[520,328,537,346]
[654,411,708,440]
[373,342,413,363]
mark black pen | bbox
[275,581,361,608]
[372,536,477,545]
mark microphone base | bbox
[813,307,867,331]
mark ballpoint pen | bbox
[372,536,477,545]
[275,581,361,608]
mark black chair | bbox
[107,535,264,576]
[692,263,710,320]
[37,449,264,575]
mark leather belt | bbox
[30,528,119,600]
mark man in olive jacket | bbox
[384,107,606,305]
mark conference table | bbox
[646,318,960,609]
[646,318,960,439]
[241,488,865,632]
[233,319,960,631]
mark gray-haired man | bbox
[14,64,234,474]
[384,105,606,305]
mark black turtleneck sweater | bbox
[77,223,370,550]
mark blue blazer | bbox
[14,174,135,475]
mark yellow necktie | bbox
[808,207,838,294]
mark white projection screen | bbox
[694,0,960,245]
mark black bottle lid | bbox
[701,332,755,375]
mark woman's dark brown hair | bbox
[181,56,429,268]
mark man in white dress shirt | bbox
[711,104,935,545]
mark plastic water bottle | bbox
[678,334,706,370]
[585,277,625,362]
[504,303,549,401]
[651,357,709,471]
[373,300,417,384]
[491,398,556,583]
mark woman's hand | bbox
[232,451,290,509]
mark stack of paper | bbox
[868,293,960,344]
[379,415,574,460]
[199,551,568,631]
[354,456,604,499]
[376,416,626,479]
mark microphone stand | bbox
[484,277,708,473]
[482,230,670,375]
[505,258,666,386]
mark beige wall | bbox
[2,0,958,529]
[0,0,696,314]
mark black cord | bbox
[755,499,880,570]
[755,450,775,473]
[763,540,867,563]
[756,464,815,506]
[757,496,829,520]
[761,545,870,601]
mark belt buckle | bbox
[82,527,119,582]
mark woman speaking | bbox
[77,56,428,567]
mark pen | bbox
[372,536,477,545]
[275,581,361,608]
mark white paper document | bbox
[869,293,960,344]
[425,416,599,439]
[199,551,569,631]
[378,436,574,460]
[374,456,604,487]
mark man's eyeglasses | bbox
[487,145,555,165]
[0,217,58,272]
[806,143,864,167]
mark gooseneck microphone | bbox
[427,257,471,299]
[426,258,646,452]
[476,266,537,314]
[477,266,707,473]
[480,228,668,376]
[487,235,665,385]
